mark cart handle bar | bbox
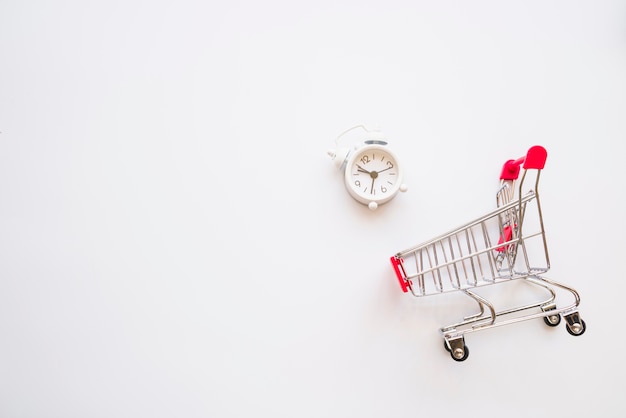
[500,145,547,180]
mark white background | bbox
[1,1,625,417]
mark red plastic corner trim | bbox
[500,159,522,180]
[523,145,547,170]
[390,256,409,293]
[499,145,548,180]
[496,225,514,252]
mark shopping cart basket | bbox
[390,146,585,361]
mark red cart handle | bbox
[500,145,547,180]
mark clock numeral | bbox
[381,186,387,193]
[360,155,371,164]
[354,180,361,187]
[386,161,394,168]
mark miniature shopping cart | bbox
[390,146,585,362]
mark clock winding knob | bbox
[327,147,350,170]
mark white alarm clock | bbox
[328,125,407,210]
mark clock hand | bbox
[357,165,382,180]
[370,176,375,194]
[377,166,393,173]
[356,165,371,175]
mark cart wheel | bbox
[451,345,469,362]
[566,319,586,336]
[543,313,561,327]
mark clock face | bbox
[345,145,403,205]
